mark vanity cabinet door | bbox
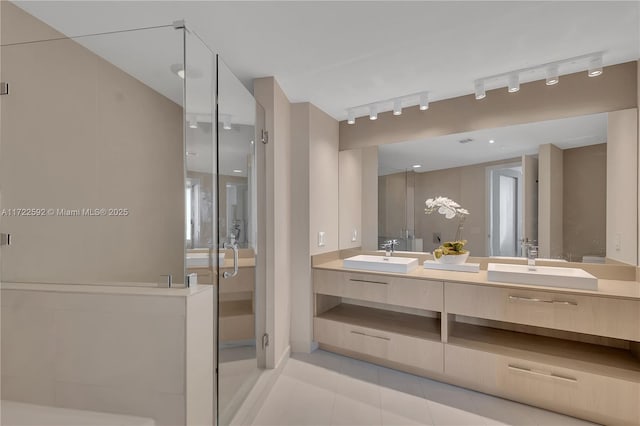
[313,269,443,311]
[445,344,640,426]
[445,282,640,340]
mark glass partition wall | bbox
[1,18,264,425]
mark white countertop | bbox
[314,258,640,300]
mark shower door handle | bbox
[223,242,239,279]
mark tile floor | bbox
[251,350,598,426]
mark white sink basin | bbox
[487,263,597,290]
[343,255,419,274]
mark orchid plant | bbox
[425,196,470,244]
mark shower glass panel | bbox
[0,26,185,285]
[217,58,263,426]
[1,16,215,425]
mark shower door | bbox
[216,58,266,425]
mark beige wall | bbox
[340,62,638,151]
[339,149,362,249]
[254,77,292,368]
[0,2,184,285]
[309,104,340,255]
[289,102,311,353]
[607,108,638,265]
[563,144,607,261]
[538,144,564,259]
[288,102,339,353]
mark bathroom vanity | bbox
[312,253,640,426]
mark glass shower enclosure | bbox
[0,4,264,424]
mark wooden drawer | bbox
[314,317,443,373]
[445,344,640,426]
[445,282,640,341]
[313,269,443,311]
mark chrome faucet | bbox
[381,239,399,257]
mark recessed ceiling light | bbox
[412,164,421,168]
[233,169,243,173]
[489,139,495,144]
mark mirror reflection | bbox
[378,112,621,263]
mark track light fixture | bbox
[393,99,402,116]
[189,117,198,129]
[545,64,559,85]
[474,52,604,100]
[588,54,603,77]
[508,73,520,93]
[419,93,429,110]
[474,80,486,100]
[369,105,378,120]
[345,89,435,124]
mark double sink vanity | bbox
[312,251,640,426]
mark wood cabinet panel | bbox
[445,344,640,426]
[445,282,640,341]
[313,269,443,311]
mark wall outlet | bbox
[351,229,358,242]
[433,232,441,244]
[615,233,621,251]
[318,231,326,247]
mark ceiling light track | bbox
[345,91,430,125]
[474,51,604,100]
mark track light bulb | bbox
[474,80,486,100]
[546,65,559,85]
[393,99,402,116]
[508,73,520,93]
[419,93,429,110]
[347,109,355,124]
[369,105,378,120]
[588,55,603,77]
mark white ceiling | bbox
[13,1,640,121]
[378,113,608,175]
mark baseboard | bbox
[229,347,290,426]
[290,340,318,354]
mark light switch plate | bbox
[318,231,326,247]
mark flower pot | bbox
[436,252,470,265]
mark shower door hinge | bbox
[261,130,269,144]
[0,82,8,95]
[262,333,270,349]
[0,233,11,246]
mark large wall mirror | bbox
[377,109,638,265]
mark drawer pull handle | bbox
[349,278,389,285]
[350,330,391,341]
[508,295,577,306]
[508,365,578,383]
